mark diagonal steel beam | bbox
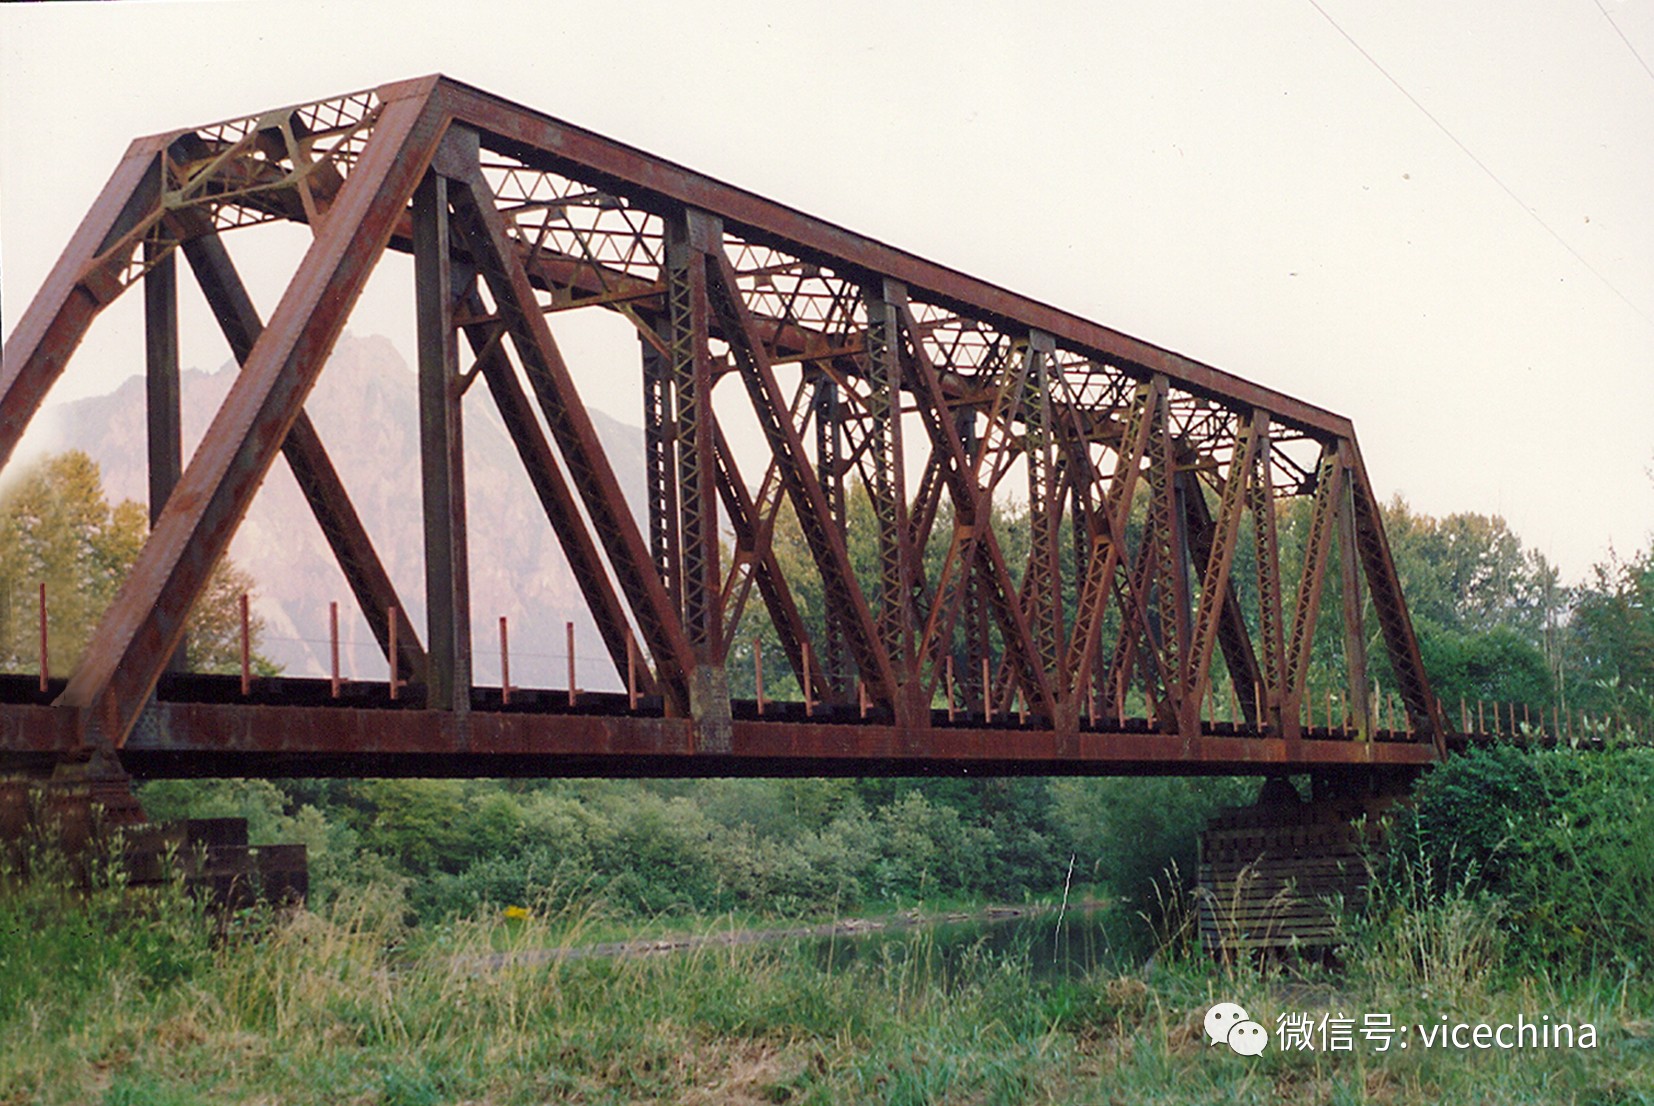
[2,136,173,469]
[1249,426,1287,730]
[1063,380,1157,711]
[710,422,832,702]
[705,247,901,708]
[1344,440,1447,754]
[180,223,427,681]
[1283,444,1341,731]
[461,290,656,697]
[445,161,696,715]
[1179,467,1265,726]
[896,306,1055,721]
[1179,414,1263,731]
[57,79,448,750]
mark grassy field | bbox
[3,870,1651,1106]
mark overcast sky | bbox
[3,0,1651,583]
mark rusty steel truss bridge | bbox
[1,75,1454,793]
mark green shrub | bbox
[1395,744,1654,971]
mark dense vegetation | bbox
[4,758,1652,1104]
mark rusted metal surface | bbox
[0,689,1439,777]
[414,159,472,713]
[0,76,1452,780]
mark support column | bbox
[865,280,915,718]
[814,372,848,692]
[642,328,681,612]
[144,241,185,672]
[1146,376,1187,733]
[414,165,471,712]
[1020,331,1061,696]
[665,208,730,748]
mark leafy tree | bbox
[1566,545,1654,734]
[0,450,271,677]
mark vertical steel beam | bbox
[414,166,471,712]
[1020,332,1062,696]
[664,213,722,663]
[1146,378,1188,732]
[144,242,185,672]
[864,281,916,702]
[143,243,182,525]
[813,372,849,690]
[642,331,682,612]
[664,210,731,743]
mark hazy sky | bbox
[3,0,1651,583]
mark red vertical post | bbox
[37,582,48,694]
[754,638,765,716]
[566,621,576,707]
[500,616,511,705]
[389,606,400,701]
[329,601,341,699]
[627,635,639,712]
[239,593,251,695]
[803,642,814,718]
[859,679,868,719]
[945,655,956,723]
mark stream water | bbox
[812,904,1136,981]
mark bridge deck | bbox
[0,675,1435,778]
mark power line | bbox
[1590,0,1654,86]
[1305,0,1654,331]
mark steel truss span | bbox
[0,76,1446,780]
